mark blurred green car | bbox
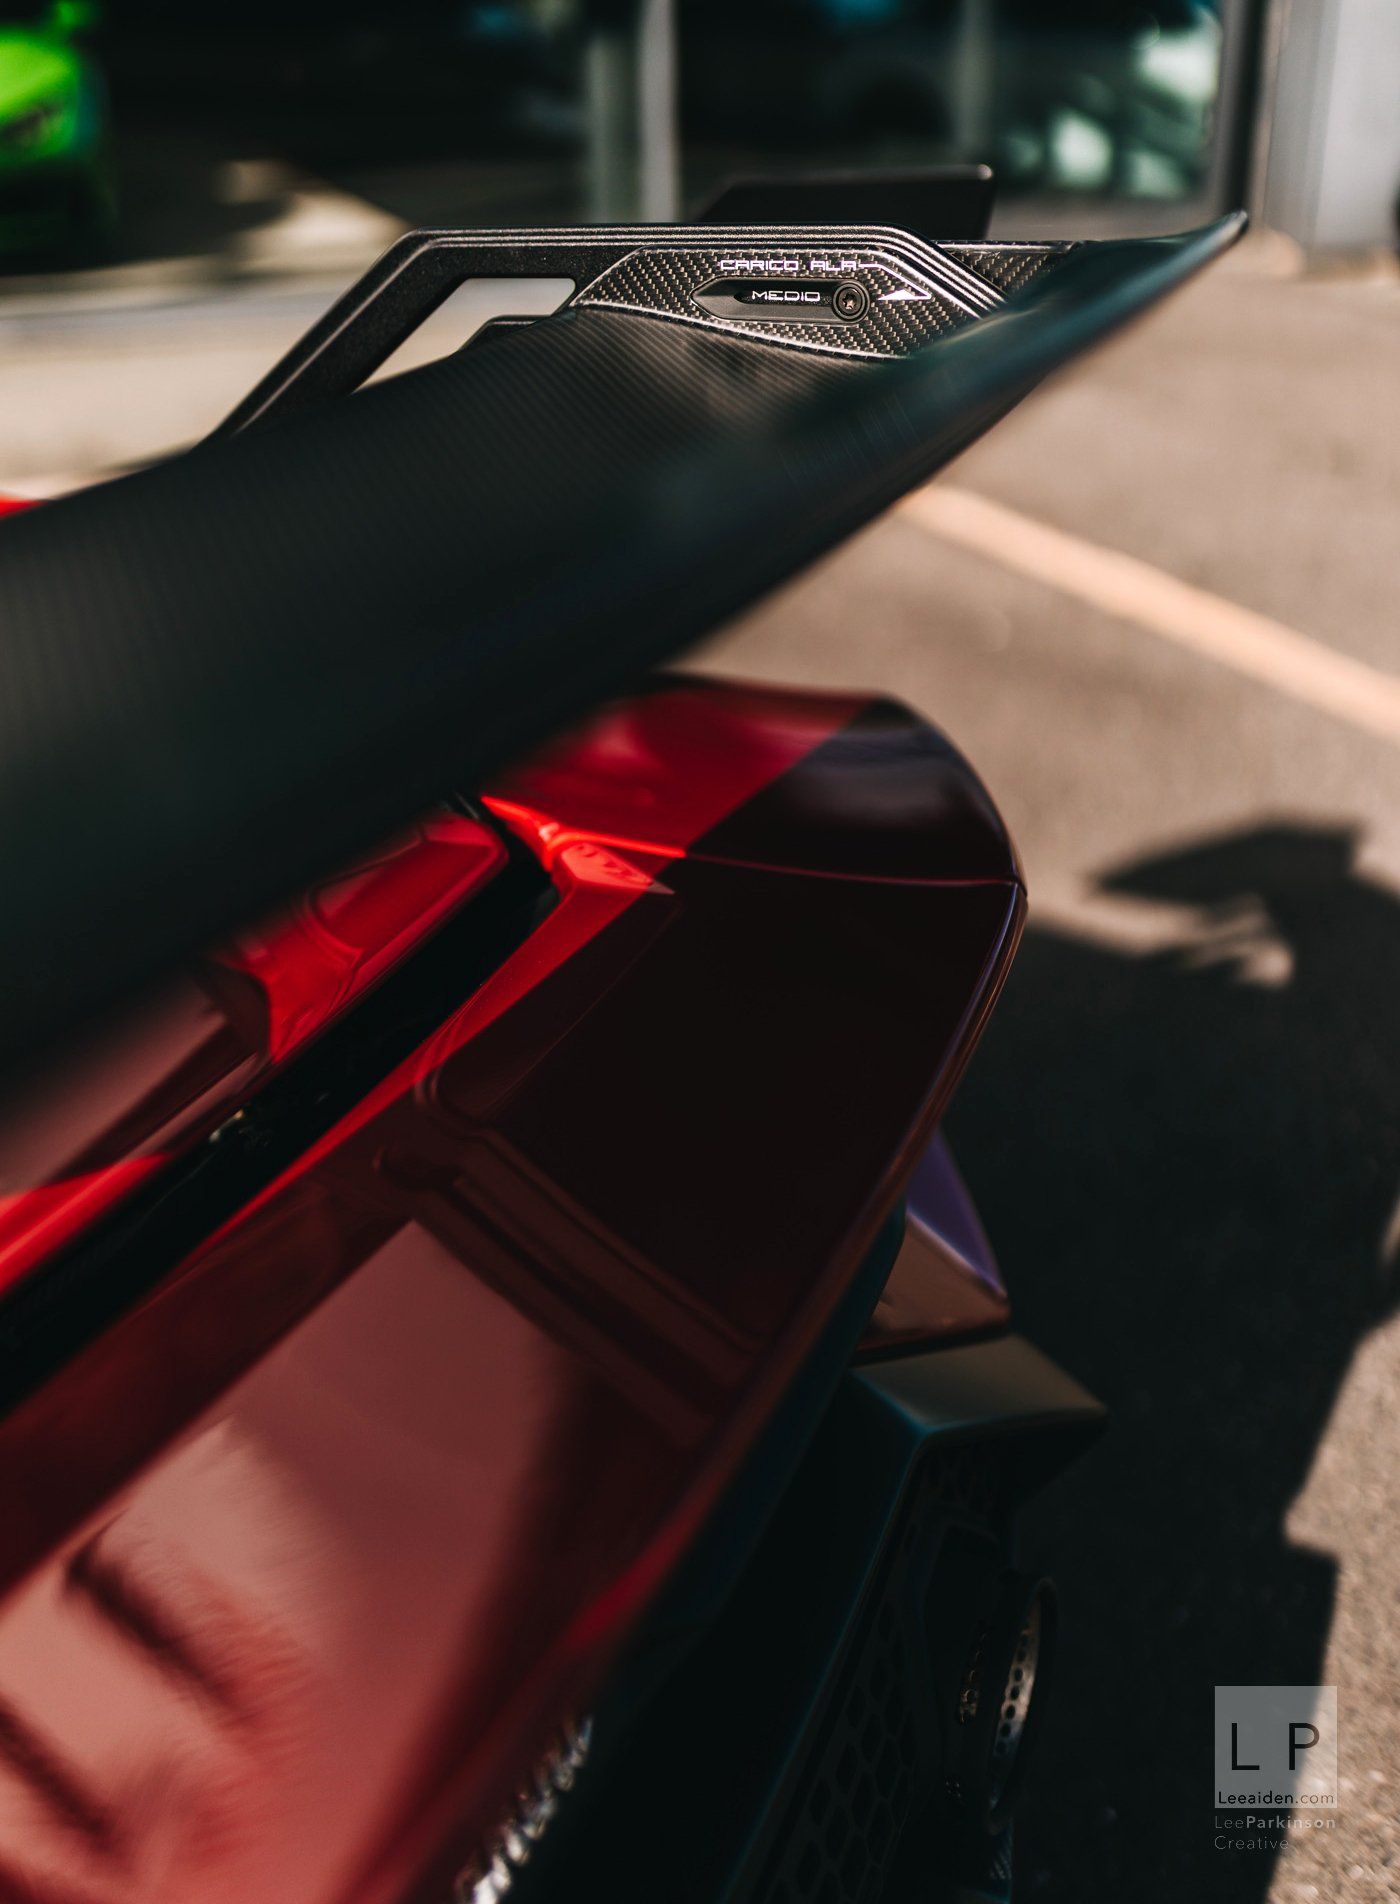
[0,0,112,259]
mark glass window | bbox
[678,0,1228,211]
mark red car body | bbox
[0,210,1240,1903]
[0,658,1015,1903]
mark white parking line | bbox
[903,485,1400,748]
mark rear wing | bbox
[0,213,1244,1077]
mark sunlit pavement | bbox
[708,234,1400,1904]
[2,168,1398,1902]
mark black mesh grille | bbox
[762,1445,998,1904]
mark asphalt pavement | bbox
[704,235,1400,1904]
[0,165,1397,1904]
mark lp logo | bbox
[1232,1717,1318,1772]
[1214,1687,1339,1806]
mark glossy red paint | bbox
[485,681,1017,886]
[0,681,1023,1904]
[0,813,506,1296]
[219,812,508,1061]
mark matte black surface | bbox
[0,217,1242,1080]
[514,1335,1101,1904]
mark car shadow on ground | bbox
[945,822,1400,1904]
